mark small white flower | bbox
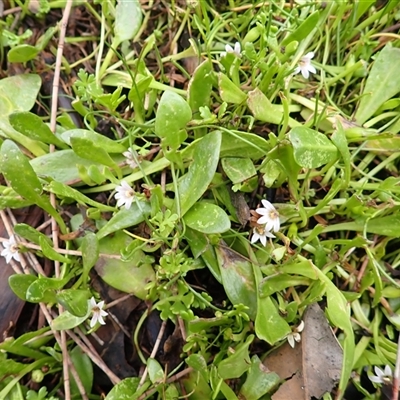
[294,52,316,79]
[1,235,21,263]
[123,149,138,169]
[222,42,241,58]
[256,199,280,233]
[88,297,108,328]
[251,226,275,246]
[114,180,135,210]
[370,365,393,385]
[287,320,304,348]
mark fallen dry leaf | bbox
[264,302,343,399]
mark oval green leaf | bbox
[184,202,230,234]
[155,91,192,141]
[175,131,221,216]
[7,45,39,63]
[288,126,339,168]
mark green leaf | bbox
[14,223,52,246]
[0,74,41,115]
[96,201,151,239]
[51,310,88,330]
[9,274,38,301]
[215,244,257,319]
[175,131,221,216]
[217,335,254,379]
[331,121,351,187]
[81,232,99,285]
[255,296,291,344]
[114,0,142,43]
[7,44,39,63]
[39,236,72,263]
[95,232,155,299]
[70,346,93,396]
[218,73,247,104]
[155,91,192,147]
[104,378,141,400]
[147,358,164,384]
[31,149,105,184]
[220,130,269,159]
[46,180,115,211]
[26,276,70,303]
[221,157,257,184]
[239,356,280,400]
[247,88,283,125]
[70,136,120,172]
[288,126,339,168]
[61,129,126,153]
[0,140,65,231]
[355,45,400,124]
[184,202,231,234]
[188,60,213,112]
[282,11,320,45]
[56,289,90,317]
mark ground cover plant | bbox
[1,0,400,399]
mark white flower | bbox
[88,297,108,328]
[294,52,316,79]
[114,180,135,210]
[256,199,280,233]
[1,235,21,263]
[370,365,393,385]
[287,320,304,348]
[251,226,275,246]
[123,149,138,169]
[222,42,241,58]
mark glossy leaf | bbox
[282,11,319,45]
[26,276,70,303]
[96,201,151,239]
[114,0,142,43]
[0,74,41,115]
[46,180,115,211]
[221,157,257,184]
[95,232,155,299]
[216,244,257,319]
[61,129,125,153]
[175,131,221,216]
[81,232,99,285]
[70,346,93,396]
[184,202,230,234]
[104,378,141,400]
[356,45,400,124]
[70,136,119,171]
[56,289,90,317]
[9,111,66,147]
[8,274,37,301]
[155,90,192,148]
[188,60,213,112]
[39,236,71,263]
[51,310,88,330]
[255,296,291,344]
[7,44,39,63]
[0,140,65,230]
[218,335,254,379]
[31,149,105,184]
[147,358,164,384]
[220,130,269,159]
[288,126,339,168]
[239,356,280,400]
[14,223,52,246]
[247,88,283,125]
[218,73,247,104]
